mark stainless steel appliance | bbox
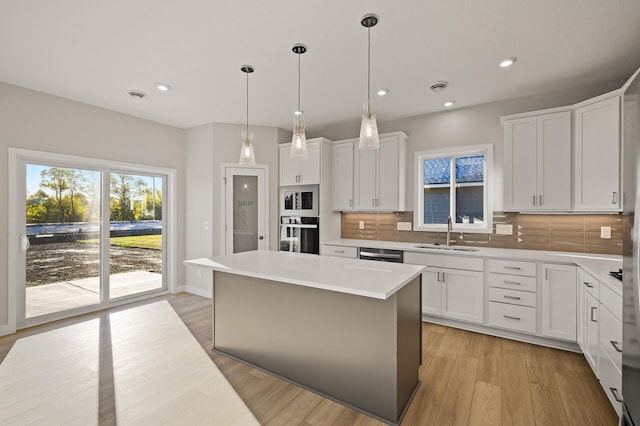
[280,185,319,217]
[623,68,640,426]
[359,247,404,263]
[279,216,319,254]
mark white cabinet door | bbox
[421,267,442,316]
[541,264,577,341]
[299,142,321,185]
[332,142,354,210]
[585,291,599,374]
[355,147,377,210]
[279,145,300,186]
[504,117,538,210]
[577,269,586,351]
[377,137,400,210]
[538,112,571,210]
[442,268,484,324]
[574,96,621,210]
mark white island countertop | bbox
[184,250,425,300]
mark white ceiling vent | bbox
[127,90,146,101]
[429,81,449,92]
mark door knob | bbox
[258,235,264,240]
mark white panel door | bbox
[585,291,600,373]
[355,147,377,210]
[442,268,484,324]
[299,141,321,185]
[538,112,572,210]
[542,264,577,341]
[279,145,300,186]
[574,96,621,210]
[376,137,399,210]
[504,117,538,210]
[421,267,442,316]
[332,142,354,210]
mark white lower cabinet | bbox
[488,302,537,334]
[319,244,358,258]
[541,264,577,341]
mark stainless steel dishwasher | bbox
[359,247,404,263]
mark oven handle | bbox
[282,224,318,229]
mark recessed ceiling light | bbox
[443,101,455,108]
[499,57,517,68]
[155,83,171,92]
[377,88,389,96]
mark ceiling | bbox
[1,0,640,132]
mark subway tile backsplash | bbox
[341,212,623,255]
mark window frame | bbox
[414,144,493,233]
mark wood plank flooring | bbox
[0,293,619,425]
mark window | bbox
[414,144,492,233]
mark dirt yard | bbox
[26,241,162,286]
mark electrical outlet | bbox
[396,222,412,231]
[496,224,513,235]
[359,221,365,230]
[601,226,612,239]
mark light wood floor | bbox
[0,293,618,425]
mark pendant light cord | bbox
[367,26,371,106]
[246,71,249,134]
[297,53,301,114]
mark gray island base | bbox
[184,251,424,425]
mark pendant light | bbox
[290,43,308,159]
[239,65,256,165]
[359,13,380,150]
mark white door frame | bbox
[7,148,177,333]
[220,163,270,255]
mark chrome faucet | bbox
[446,216,452,246]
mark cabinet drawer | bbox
[599,303,622,368]
[600,284,622,322]
[489,302,537,334]
[404,252,483,272]
[320,244,358,258]
[599,345,622,417]
[488,273,537,292]
[581,271,600,298]
[489,287,537,308]
[488,259,536,277]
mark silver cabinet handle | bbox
[545,268,549,280]
[503,280,521,285]
[584,282,594,288]
[334,250,345,254]
[611,341,622,353]
[539,194,543,206]
[376,198,380,207]
[612,192,618,204]
[441,272,445,283]
[437,271,441,282]
[504,315,521,321]
[504,295,521,300]
[349,198,353,208]
[590,306,597,322]
[610,387,623,403]
[372,198,375,207]
[533,195,536,206]
[504,266,521,270]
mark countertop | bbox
[184,250,425,300]
[322,239,623,295]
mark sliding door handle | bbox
[20,234,30,252]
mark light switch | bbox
[397,222,412,231]
[359,221,365,230]
[496,224,513,235]
[601,226,612,239]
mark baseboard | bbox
[0,324,15,337]
[183,285,212,299]
[422,314,581,352]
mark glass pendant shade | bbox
[289,117,308,159]
[358,102,379,149]
[239,130,256,165]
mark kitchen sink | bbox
[414,244,479,252]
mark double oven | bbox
[279,185,319,254]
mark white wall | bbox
[181,123,287,297]
[0,82,185,332]
[308,79,625,212]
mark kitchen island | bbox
[184,250,424,424]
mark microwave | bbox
[280,185,319,217]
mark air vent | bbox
[430,81,449,92]
[127,90,146,101]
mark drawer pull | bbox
[504,280,521,285]
[334,250,345,254]
[503,315,521,321]
[504,266,521,270]
[584,282,594,288]
[590,306,598,322]
[504,295,521,300]
[611,341,622,353]
[610,387,623,403]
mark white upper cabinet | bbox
[353,132,407,211]
[332,141,355,210]
[279,140,321,186]
[503,111,571,211]
[574,96,621,211]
